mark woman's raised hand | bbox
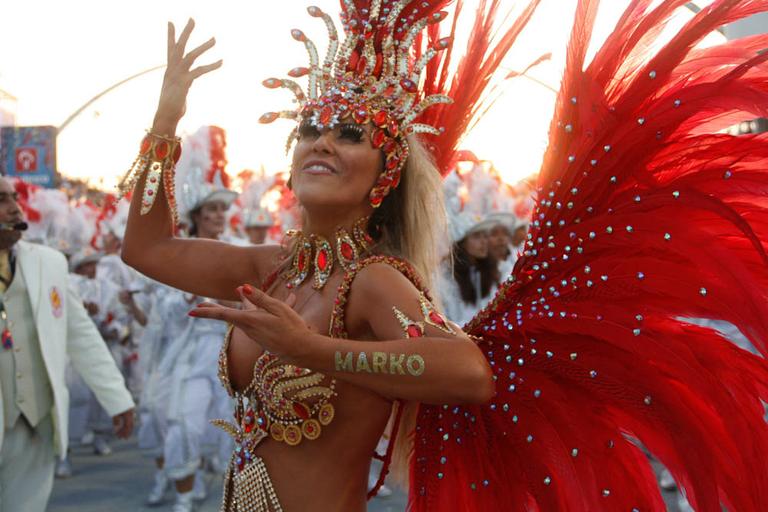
[153,18,222,134]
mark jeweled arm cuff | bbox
[117,131,182,225]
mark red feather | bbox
[411,0,768,510]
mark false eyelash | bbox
[338,123,365,142]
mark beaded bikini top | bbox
[215,243,426,474]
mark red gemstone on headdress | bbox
[341,242,354,260]
[259,112,279,124]
[263,78,281,89]
[382,140,397,154]
[429,311,447,327]
[407,324,424,338]
[155,141,170,159]
[319,105,333,125]
[383,85,395,98]
[317,249,329,271]
[386,156,400,171]
[370,194,383,207]
[288,67,310,78]
[173,144,182,163]
[388,119,399,137]
[140,136,152,155]
[353,108,369,125]
[400,78,417,93]
[372,129,386,148]
[291,29,308,42]
[356,56,368,75]
[373,110,388,127]
[390,170,401,188]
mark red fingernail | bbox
[243,284,254,294]
[188,310,199,317]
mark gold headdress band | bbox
[258,1,454,207]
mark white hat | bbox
[175,126,238,221]
[244,207,274,228]
[484,211,517,234]
[449,211,494,243]
[69,247,103,272]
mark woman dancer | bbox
[122,0,768,510]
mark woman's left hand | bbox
[188,285,312,360]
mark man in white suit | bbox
[0,178,135,511]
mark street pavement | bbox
[49,438,684,511]
[49,438,407,512]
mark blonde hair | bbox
[369,135,447,489]
[369,135,446,289]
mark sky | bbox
[0,0,725,190]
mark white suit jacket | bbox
[0,241,134,454]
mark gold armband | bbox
[118,131,182,225]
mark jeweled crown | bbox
[259,0,454,207]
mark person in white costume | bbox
[438,211,499,327]
[140,125,237,512]
[242,207,274,245]
[485,211,519,281]
[0,178,134,512]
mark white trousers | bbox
[0,415,54,512]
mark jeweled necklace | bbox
[281,217,374,290]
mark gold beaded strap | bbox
[118,131,182,225]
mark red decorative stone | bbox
[429,311,447,327]
[372,129,386,148]
[146,189,154,196]
[288,67,310,78]
[259,112,279,124]
[390,171,401,188]
[317,249,329,271]
[292,402,310,419]
[155,141,170,159]
[407,324,424,338]
[341,242,354,260]
[319,105,333,125]
[382,139,397,154]
[434,37,452,50]
[370,194,383,207]
[400,78,417,93]
[356,56,368,75]
[352,108,369,125]
[388,119,399,137]
[263,78,281,89]
[140,136,152,155]
[373,110,388,127]
[244,409,255,433]
[298,251,307,272]
[386,156,400,171]
[172,144,182,163]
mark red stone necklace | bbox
[281,217,374,290]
